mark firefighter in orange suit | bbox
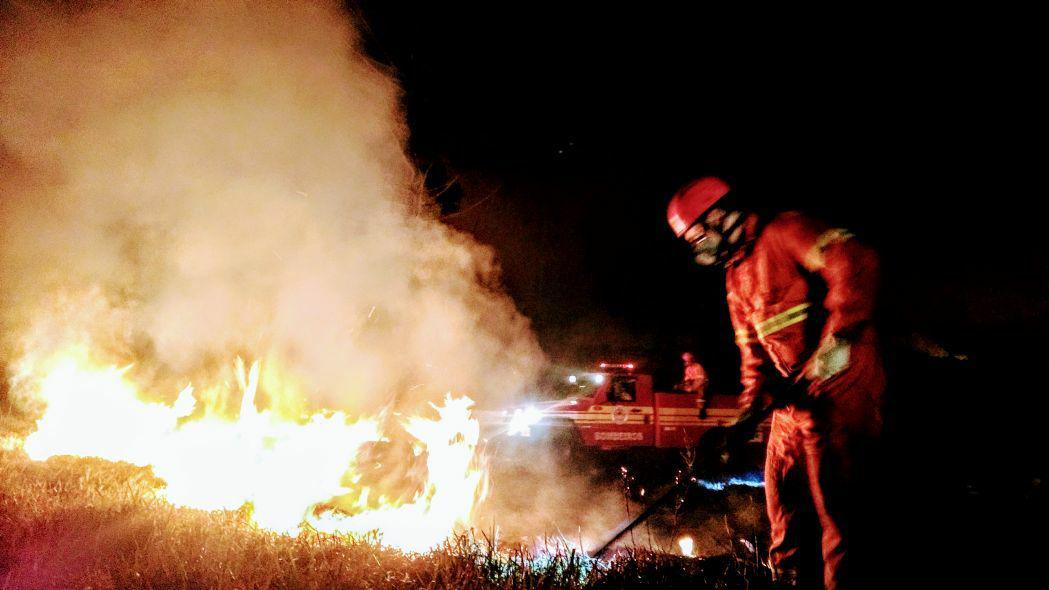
[679,352,709,393]
[667,177,884,590]
[678,352,709,415]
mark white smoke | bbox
[0,0,544,413]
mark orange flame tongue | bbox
[22,350,486,549]
[310,395,487,552]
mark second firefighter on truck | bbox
[667,177,884,590]
[677,352,708,416]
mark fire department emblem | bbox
[612,406,629,425]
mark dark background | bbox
[349,3,1043,370]
[350,3,1044,582]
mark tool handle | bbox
[589,379,805,559]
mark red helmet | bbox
[666,177,731,237]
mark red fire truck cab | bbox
[546,363,762,451]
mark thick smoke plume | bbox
[0,0,543,413]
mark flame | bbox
[309,396,487,552]
[20,348,487,552]
[695,472,765,491]
[678,536,695,557]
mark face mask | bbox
[685,209,745,267]
[690,230,722,266]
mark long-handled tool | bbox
[589,383,803,559]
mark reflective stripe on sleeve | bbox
[754,303,810,339]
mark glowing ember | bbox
[20,349,487,552]
[678,536,695,557]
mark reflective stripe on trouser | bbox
[765,341,884,590]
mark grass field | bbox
[0,412,771,590]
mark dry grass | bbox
[0,414,767,590]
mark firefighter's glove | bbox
[806,336,851,384]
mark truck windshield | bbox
[544,371,603,400]
[608,376,637,402]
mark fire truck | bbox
[543,362,768,451]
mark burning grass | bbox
[0,415,769,589]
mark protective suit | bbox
[726,211,884,589]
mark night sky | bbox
[351,3,1044,379]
